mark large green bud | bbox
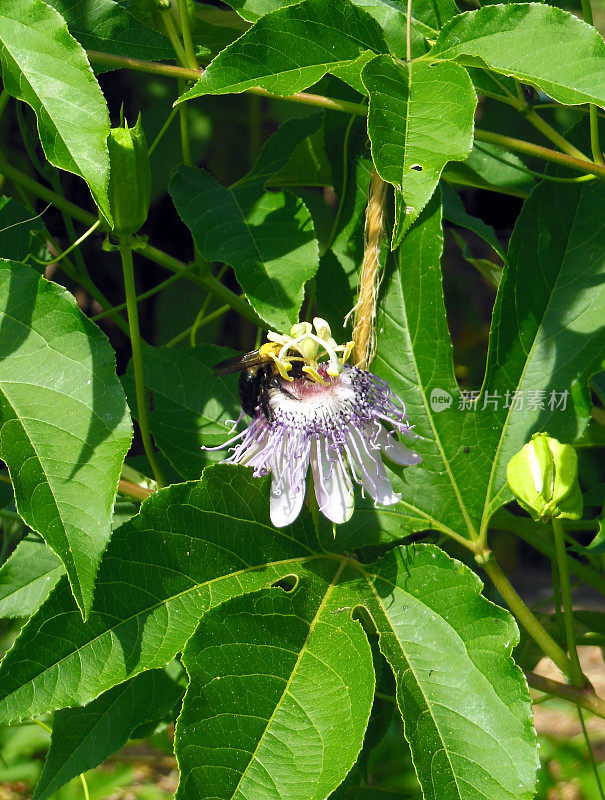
[506,433,583,523]
[105,114,151,236]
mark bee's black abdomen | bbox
[238,369,263,417]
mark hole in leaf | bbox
[410,164,423,171]
[271,574,299,593]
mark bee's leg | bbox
[272,376,299,401]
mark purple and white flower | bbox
[214,319,421,528]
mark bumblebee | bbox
[213,349,302,420]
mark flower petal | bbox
[376,428,422,466]
[345,427,401,506]
[310,439,354,525]
[269,431,309,527]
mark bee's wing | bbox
[213,350,268,375]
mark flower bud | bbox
[106,114,151,236]
[506,433,583,522]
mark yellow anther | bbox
[342,341,354,364]
[302,365,329,385]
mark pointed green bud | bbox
[105,114,151,236]
[506,433,583,523]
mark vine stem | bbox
[525,672,605,719]
[165,300,230,348]
[494,509,605,595]
[552,518,585,685]
[118,477,153,502]
[84,51,605,180]
[177,79,193,166]
[92,268,190,321]
[148,107,180,157]
[579,0,604,165]
[119,240,166,488]
[176,0,199,71]
[0,157,264,326]
[478,550,575,679]
[552,516,605,798]
[473,129,605,180]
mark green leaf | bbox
[441,182,506,262]
[176,580,374,800]
[44,0,173,62]
[443,142,534,198]
[0,197,49,266]
[122,344,240,480]
[192,5,250,58]
[0,0,112,220]
[410,0,460,31]
[0,461,538,797]
[479,179,605,523]
[315,117,375,334]
[170,117,320,331]
[362,57,476,244]
[0,466,317,724]
[222,0,456,37]
[33,670,183,800]
[266,126,332,189]
[370,177,605,544]
[352,0,430,59]
[430,4,605,107]
[0,260,132,615]
[0,535,64,618]
[356,544,537,800]
[177,0,387,102]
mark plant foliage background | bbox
[0,0,604,797]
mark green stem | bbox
[589,106,604,165]
[525,671,605,720]
[552,518,586,686]
[473,129,605,180]
[141,243,264,326]
[32,718,52,734]
[579,0,604,166]
[0,155,95,225]
[479,551,574,679]
[0,89,10,121]
[523,108,589,161]
[473,142,595,184]
[0,508,20,522]
[159,9,188,67]
[92,269,188,321]
[82,49,605,178]
[165,301,231,347]
[493,509,605,595]
[0,157,264,326]
[178,79,193,166]
[190,264,229,346]
[34,219,101,266]
[579,707,605,800]
[119,240,165,488]
[148,107,179,157]
[84,51,367,115]
[554,500,605,797]
[444,174,529,199]
[118,478,152,502]
[551,555,564,640]
[177,0,199,70]
[80,773,91,800]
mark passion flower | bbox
[213,319,421,528]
